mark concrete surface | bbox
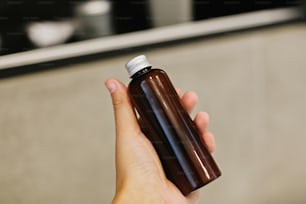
[1,23,306,204]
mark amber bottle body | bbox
[128,68,221,195]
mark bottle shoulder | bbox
[151,68,166,75]
[128,68,168,89]
[131,68,166,80]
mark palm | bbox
[119,132,201,204]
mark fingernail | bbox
[105,80,117,93]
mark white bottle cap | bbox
[125,55,152,77]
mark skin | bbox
[105,78,216,204]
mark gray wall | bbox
[1,23,306,204]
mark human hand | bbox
[105,78,216,204]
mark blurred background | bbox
[1,0,306,204]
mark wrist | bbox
[112,186,166,204]
[112,191,138,204]
[111,184,135,204]
[111,194,126,204]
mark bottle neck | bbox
[131,66,152,79]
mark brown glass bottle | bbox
[126,55,221,195]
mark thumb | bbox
[105,78,140,137]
